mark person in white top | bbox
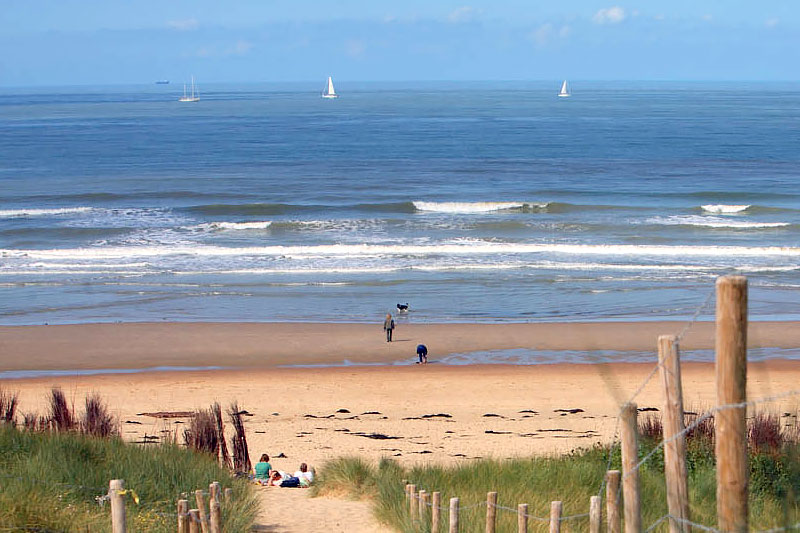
[294,463,314,486]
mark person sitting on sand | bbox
[269,470,287,487]
[383,313,395,342]
[294,463,314,487]
[416,344,428,364]
[254,454,272,483]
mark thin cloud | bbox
[593,6,626,25]
[448,6,476,23]
[529,23,571,47]
[168,18,199,31]
[765,18,779,28]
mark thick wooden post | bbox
[209,482,221,503]
[409,484,417,520]
[209,482,221,533]
[419,489,428,519]
[659,334,691,533]
[195,489,210,533]
[188,510,200,533]
[177,499,189,533]
[109,479,126,533]
[449,497,460,533]
[590,495,601,533]
[606,470,621,533]
[518,503,528,533]
[549,501,562,533]
[432,491,441,532]
[621,403,641,533]
[715,275,748,533]
[486,491,498,533]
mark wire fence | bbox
[402,278,800,532]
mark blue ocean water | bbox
[1,81,800,325]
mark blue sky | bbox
[1,1,798,86]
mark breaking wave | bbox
[701,204,751,214]
[0,207,93,218]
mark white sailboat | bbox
[321,76,338,99]
[179,76,200,102]
[558,80,571,98]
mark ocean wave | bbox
[5,241,800,260]
[184,202,417,216]
[194,221,273,231]
[647,215,790,229]
[412,201,533,213]
[0,207,92,218]
[701,204,751,214]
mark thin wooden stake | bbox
[449,497,460,533]
[177,499,189,533]
[486,491,498,533]
[209,482,221,504]
[590,495,601,533]
[549,501,562,533]
[659,334,691,533]
[223,488,233,501]
[715,275,748,533]
[419,489,428,519]
[432,491,441,532]
[195,489,210,533]
[109,479,126,533]
[518,503,528,533]
[188,510,200,533]
[621,403,641,533]
[409,484,417,521]
[606,470,621,533]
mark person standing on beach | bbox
[383,313,395,342]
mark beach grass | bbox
[313,434,800,532]
[0,425,258,532]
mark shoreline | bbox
[2,320,800,372]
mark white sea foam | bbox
[701,204,751,214]
[4,241,800,260]
[0,207,93,218]
[195,221,273,231]
[648,215,789,229]
[413,201,531,213]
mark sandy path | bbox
[251,488,385,532]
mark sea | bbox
[2,81,800,326]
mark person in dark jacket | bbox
[416,344,428,364]
[383,313,395,342]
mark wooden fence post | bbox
[209,482,222,533]
[659,334,691,533]
[432,491,441,532]
[549,500,562,533]
[224,487,233,501]
[177,498,189,533]
[590,495,601,533]
[188,510,200,533]
[518,503,528,533]
[715,275,748,533]
[109,479,126,533]
[449,497,460,533]
[486,491,498,533]
[195,489,210,533]
[621,403,641,533]
[419,489,428,519]
[606,470,621,533]
[409,484,417,521]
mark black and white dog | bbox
[396,303,410,312]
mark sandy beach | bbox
[2,320,800,372]
[3,321,800,531]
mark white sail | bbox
[322,76,338,98]
[179,75,200,102]
[558,80,570,98]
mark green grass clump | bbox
[0,425,258,532]
[313,438,800,533]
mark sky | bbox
[1,0,799,86]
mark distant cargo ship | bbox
[155,80,170,85]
